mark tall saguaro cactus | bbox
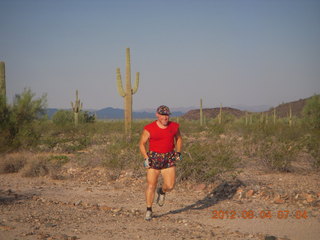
[289,105,292,127]
[218,103,222,124]
[200,98,203,126]
[71,90,82,126]
[0,61,6,104]
[116,48,140,138]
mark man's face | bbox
[156,113,169,126]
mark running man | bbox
[139,105,183,221]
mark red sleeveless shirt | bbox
[144,121,179,153]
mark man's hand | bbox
[143,158,150,169]
[175,152,182,161]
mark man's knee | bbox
[146,183,157,191]
[163,183,175,192]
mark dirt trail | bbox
[0,164,319,240]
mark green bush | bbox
[0,154,26,173]
[303,131,320,168]
[178,141,238,182]
[257,138,298,172]
[0,88,47,152]
[103,133,141,170]
[52,110,73,126]
[303,94,320,129]
[82,111,96,123]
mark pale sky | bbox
[1,0,319,111]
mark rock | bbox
[219,134,226,139]
[265,235,277,240]
[111,208,122,213]
[246,190,254,198]
[74,200,82,206]
[305,194,315,203]
[45,223,57,228]
[273,195,285,204]
[100,205,112,211]
[52,233,69,240]
[236,188,244,199]
[194,183,206,191]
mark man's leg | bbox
[161,166,176,192]
[146,168,160,208]
[156,166,176,207]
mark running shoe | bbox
[145,210,152,221]
[156,187,166,207]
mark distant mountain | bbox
[181,96,313,120]
[94,107,184,119]
[264,98,309,118]
[230,104,271,112]
[137,106,196,113]
[182,107,245,120]
[45,97,313,120]
[45,108,59,118]
[45,107,183,119]
[95,107,123,119]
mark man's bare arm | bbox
[175,129,182,153]
[139,129,150,159]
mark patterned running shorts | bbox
[147,151,176,170]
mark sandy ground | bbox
[0,160,320,240]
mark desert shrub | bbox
[48,155,70,165]
[82,111,96,123]
[302,131,320,168]
[257,138,299,172]
[208,123,225,136]
[52,110,96,127]
[0,89,47,152]
[0,95,11,152]
[20,156,50,177]
[178,141,238,182]
[20,154,69,178]
[52,110,73,126]
[303,94,320,129]
[102,133,141,170]
[0,153,27,173]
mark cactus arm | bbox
[132,72,139,94]
[116,68,126,97]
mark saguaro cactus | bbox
[116,48,140,137]
[289,105,292,127]
[71,90,82,126]
[245,111,248,125]
[200,98,203,126]
[0,61,6,103]
[218,103,222,124]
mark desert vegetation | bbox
[1,88,319,183]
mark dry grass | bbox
[0,152,28,173]
[0,152,69,179]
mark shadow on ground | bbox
[156,179,244,218]
[0,189,35,205]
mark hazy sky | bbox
[1,0,319,111]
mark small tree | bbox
[303,94,320,129]
[82,111,96,123]
[7,88,46,150]
[52,110,74,126]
